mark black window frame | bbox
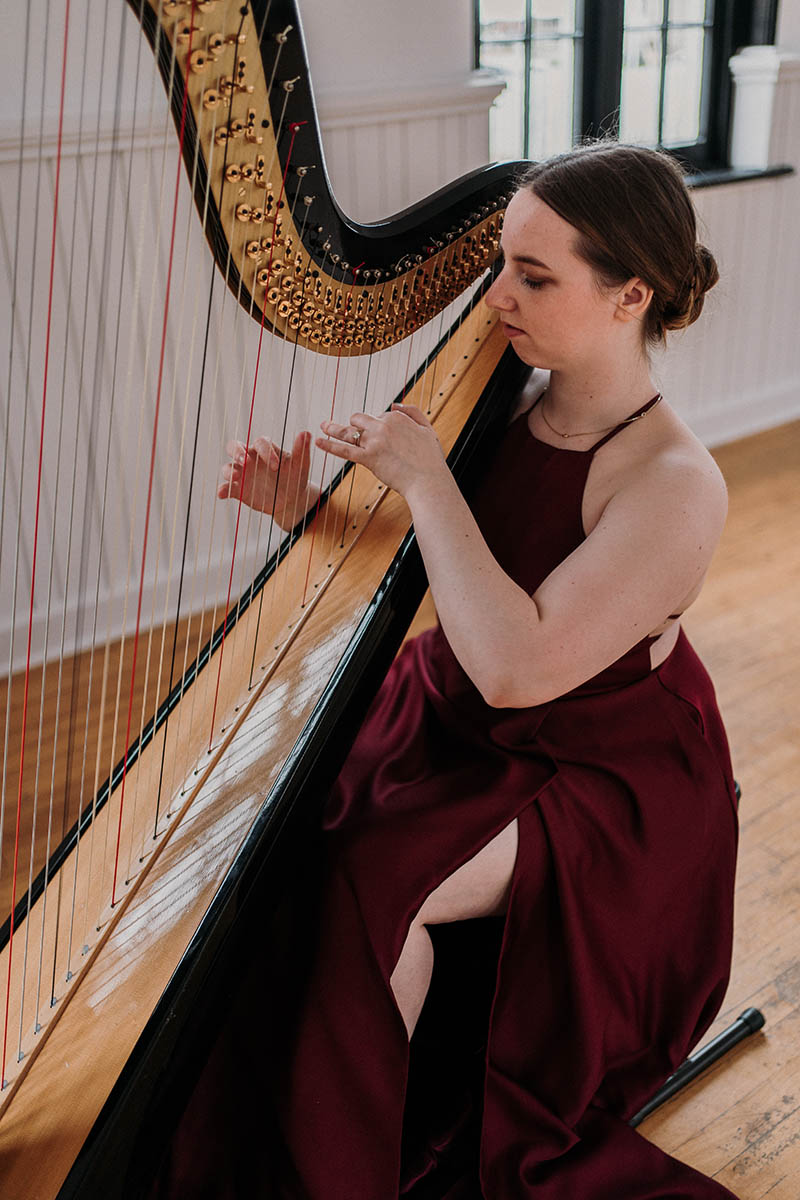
[474,0,778,172]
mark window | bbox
[475,0,778,170]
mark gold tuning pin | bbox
[206,32,225,58]
[176,21,204,43]
[189,49,210,73]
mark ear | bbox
[614,277,653,323]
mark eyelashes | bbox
[494,252,547,291]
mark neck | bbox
[545,356,657,431]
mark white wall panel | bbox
[657,54,800,444]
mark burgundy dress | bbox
[273,397,740,1199]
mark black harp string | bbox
[73,0,178,938]
[270,238,334,613]
[228,169,309,681]
[314,258,358,568]
[122,0,218,885]
[122,7,229,862]
[150,3,251,838]
[156,1,282,823]
[319,254,386,568]
[168,5,292,781]
[191,27,297,755]
[244,196,315,691]
[204,127,313,754]
[73,0,153,956]
[64,0,174,966]
[337,269,376,551]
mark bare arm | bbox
[317,405,727,706]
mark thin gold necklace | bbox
[539,389,663,439]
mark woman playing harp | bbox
[214,142,738,1198]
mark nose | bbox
[484,265,514,313]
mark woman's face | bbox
[484,188,624,370]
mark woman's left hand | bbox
[316,404,448,500]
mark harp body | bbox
[0,3,523,1195]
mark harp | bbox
[0,2,525,1195]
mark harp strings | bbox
[2,0,74,1089]
[0,0,496,1094]
[22,0,117,1058]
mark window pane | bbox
[668,0,708,22]
[532,0,579,37]
[480,0,526,41]
[529,36,577,159]
[483,40,527,160]
[619,28,662,145]
[624,0,664,30]
[662,25,705,144]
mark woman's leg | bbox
[390,819,519,1037]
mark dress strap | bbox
[591,392,663,451]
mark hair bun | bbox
[662,243,720,332]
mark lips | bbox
[501,323,525,338]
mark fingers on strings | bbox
[218,431,311,498]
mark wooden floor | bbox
[0,609,216,920]
[640,419,800,1196]
[1,419,798,1194]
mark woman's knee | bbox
[417,819,519,927]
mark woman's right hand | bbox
[218,430,316,529]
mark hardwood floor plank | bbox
[642,419,800,1196]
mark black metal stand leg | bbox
[629,1007,766,1128]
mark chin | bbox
[511,343,538,366]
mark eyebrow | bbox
[510,253,551,270]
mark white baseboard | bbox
[692,376,800,447]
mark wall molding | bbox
[315,70,506,131]
[0,111,170,165]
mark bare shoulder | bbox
[586,405,727,551]
[617,415,728,541]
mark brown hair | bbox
[519,142,719,346]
